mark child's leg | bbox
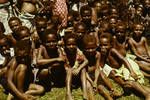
[7,93,14,100]
[141,70,150,78]
[14,64,27,93]
[97,85,113,100]
[81,68,87,100]
[25,83,44,96]
[0,67,7,77]
[136,61,150,72]
[66,68,73,100]
[125,81,150,100]
[100,71,122,97]
[86,80,95,100]
[37,69,49,81]
[110,70,125,86]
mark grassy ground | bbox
[0,77,149,100]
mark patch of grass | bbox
[0,78,149,100]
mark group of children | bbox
[0,0,150,100]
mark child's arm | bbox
[7,58,26,99]
[93,52,101,88]
[72,58,88,75]
[129,38,150,63]
[36,46,64,66]
[111,48,138,79]
[144,38,150,58]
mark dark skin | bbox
[7,40,44,100]
[8,18,23,46]
[83,41,99,100]
[81,8,92,31]
[83,40,116,100]
[99,35,150,100]
[74,23,86,50]
[64,37,88,100]
[128,24,150,76]
[36,33,65,90]
[0,37,12,84]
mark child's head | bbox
[115,22,126,43]
[64,33,77,54]
[83,34,97,57]
[80,5,92,24]
[135,6,143,15]
[43,29,58,50]
[93,1,101,15]
[133,23,144,38]
[109,17,117,29]
[35,17,47,33]
[74,22,86,39]
[0,35,10,56]
[99,32,112,55]
[8,17,22,32]
[15,39,31,64]
[15,26,30,40]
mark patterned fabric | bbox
[0,2,13,35]
[53,0,68,28]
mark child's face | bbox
[84,42,97,57]
[81,10,92,24]
[145,0,150,8]
[75,25,85,39]
[94,2,101,13]
[115,25,126,42]
[109,18,117,29]
[99,37,111,55]
[136,7,143,15]
[0,38,9,56]
[45,34,57,50]
[65,38,77,53]
[110,8,118,15]
[36,21,47,33]
[19,29,30,40]
[9,20,21,32]
[133,24,144,37]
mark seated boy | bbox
[63,33,88,100]
[128,23,150,77]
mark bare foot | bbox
[145,94,150,100]
[110,89,123,97]
[66,94,73,100]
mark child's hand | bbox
[130,72,138,80]
[93,82,97,91]
[56,58,65,62]
[72,68,80,75]
[31,33,39,42]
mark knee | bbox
[38,69,49,79]
[18,64,27,72]
[38,85,45,94]
[66,68,72,75]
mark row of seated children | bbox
[0,15,150,100]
